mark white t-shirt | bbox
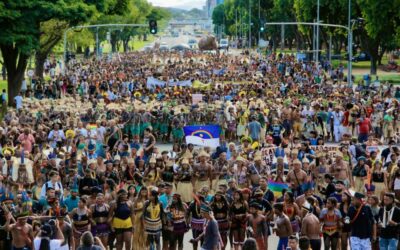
[34,238,62,250]
[14,96,23,109]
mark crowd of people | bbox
[0,49,399,250]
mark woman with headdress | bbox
[143,189,164,250]
[108,189,134,250]
[229,190,248,250]
[132,186,148,250]
[211,191,229,250]
[89,193,110,248]
[233,157,248,189]
[70,196,91,248]
[166,193,188,250]
[175,158,194,203]
[143,157,160,187]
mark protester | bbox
[0,49,399,250]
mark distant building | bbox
[206,0,217,19]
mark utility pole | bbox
[348,0,352,86]
[96,27,99,58]
[249,0,251,48]
[236,9,238,41]
[258,0,260,44]
[316,0,320,65]
[329,33,332,63]
[312,19,316,60]
[281,24,284,51]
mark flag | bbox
[183,125,221,147]
[268,180,289,198]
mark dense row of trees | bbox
[0,0,170,105]
[212,0,400,74]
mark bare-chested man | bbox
[247,202,268,250]
[286,159,308,196]
[194,150,212,192]
[330,152,353,187]
[211,152,229,191]
[301,202,322,250]
[5,211,33,250]
[273,203,293,250]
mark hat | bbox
[236,156,246,163]
[253,188,264,196]
[198,150,209,158]
[88,144,95,151]
[302,158,310,164]
[302,200,312,212]
[335,152,344,158]
[181,158,189,165]
[353,192,365,199]
[113,155,121,162]
[88,159,97,166]
[127,158,135,164]
[241,136,252,144]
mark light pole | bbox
[316,0,320,65]
[249,0,251,48]
[258,0,260,44]
[348,0,352,86]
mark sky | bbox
[148,0,205,10]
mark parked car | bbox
[159,42,169,51]
[219,39,229,50]
[188,39,197,49]
[352,52,370,62]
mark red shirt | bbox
[358,118,371,134]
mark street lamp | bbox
[316,0,320,65]
[249,0,251,48]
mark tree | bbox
[0,0,99,105]
[212,4,226,34]
[355,0,400,74]
[35,20,69,79]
